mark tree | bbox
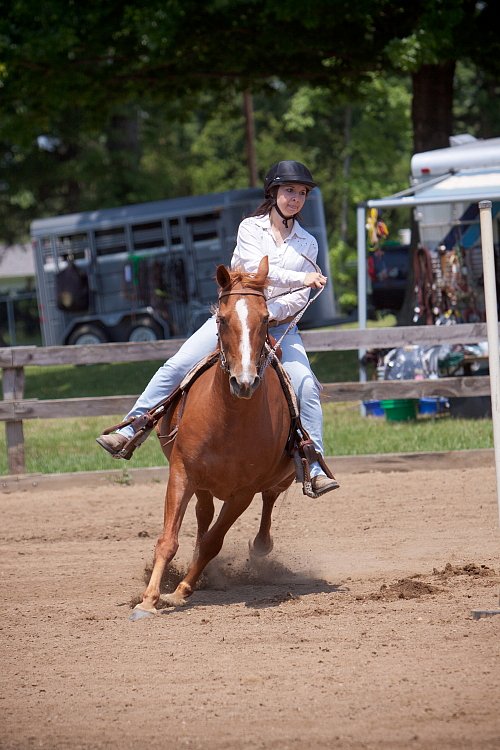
[385,0,500,152]
[1,0,499,282]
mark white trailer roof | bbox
[411,136,500,177]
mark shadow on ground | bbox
[133,554,347,612]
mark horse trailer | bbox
[31,187,337,346]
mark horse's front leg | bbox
[163,493,254,607]
[249,489,281,557]
[131,468,193,620]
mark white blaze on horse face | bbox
[235,298,252,381]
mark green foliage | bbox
[349,75,412,205]
[0,0,411,242]
[453,62,500,138]
[328,239,358,313]
[385,1,500,76]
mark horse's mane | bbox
[224,266,269,292]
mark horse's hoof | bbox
[160,592,188,607]
[248,538,274,558]
[129,607,156,621]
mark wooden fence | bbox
[0,322,493,474]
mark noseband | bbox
[216,288,268,376]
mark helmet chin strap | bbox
[274,202,296,228]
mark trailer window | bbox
[187,212,220,242]
[94,227,127,256]
[131,221,165,251]
[55,233,88,263]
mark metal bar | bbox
[356,205,367,385]
[367,191,500,209]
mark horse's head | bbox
[216,255,270,399]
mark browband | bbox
[218,289,266,301]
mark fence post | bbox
[3,366,26,474]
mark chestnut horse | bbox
[131,256,295,619]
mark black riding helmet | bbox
[264,160,316,197]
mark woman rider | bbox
[97,160,339,496]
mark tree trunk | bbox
[397,61,456,325]
[106,108,141,203]
[411,61,456,154]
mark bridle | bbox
[216,288,268,376]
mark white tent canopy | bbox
[356,165,500,329]
[365,168,500,211]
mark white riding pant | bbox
[119,317,325,476]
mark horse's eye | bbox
[217,316,227,327]
[263,314,270,325]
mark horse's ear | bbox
[256,255,269,280]
[216,264,231,289]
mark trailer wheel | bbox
[67,324,108,346]
[127,318,165,342]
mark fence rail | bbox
[1,322,493,474]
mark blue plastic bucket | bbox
[363,400,385,417]
[418,397,450,416]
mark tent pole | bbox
[357,205,367,384]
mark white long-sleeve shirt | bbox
[230,213,318,322]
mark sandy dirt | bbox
[1,456,500,750]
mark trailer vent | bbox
[131,221,165,251]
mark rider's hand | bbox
[304,272,327,288]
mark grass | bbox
[13,415,166,475]
[23,361,165,400]
[309,350,361,383]
[323,402,492,456]
[0,313,493,475]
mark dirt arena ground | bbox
[1,452,499,750]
